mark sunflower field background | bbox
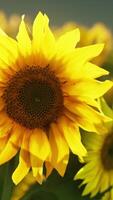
[0,0,113,200]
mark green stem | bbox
[21,184,41,200]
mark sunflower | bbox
[75,98,113,199]
[0,12,112,185]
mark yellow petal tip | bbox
[22,14,25,21]
[94,43,105,54]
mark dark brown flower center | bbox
[101,133,113,170]
[2,66,64,129]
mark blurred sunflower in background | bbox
[0,10,21,37]
[75,98,113,199]
[0,10,32,37]
[0,10,111,188]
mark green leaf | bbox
[0,156,18,200]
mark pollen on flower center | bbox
[101,133,113,170]
[2,66,64,129]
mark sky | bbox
[0,0,113,29]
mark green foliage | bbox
[21,154,103,200]
[0,154,107,200]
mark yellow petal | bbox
[82,62,109,78]
[58,117,86,158]
[45,162,53,178]
[35,166,45,184]
[100,172,110,192]
[0,127,22,165]
[55,155,69,176]
[82,178,99,196]
[29,130,46,180]
[30,155,43,179]
[0,134,10,152]
[76,164,102,197]
[110,189,113,200]
[75,159,98,180]
[99,97,113,118]
[64,79,113,100]
[54,51,108,82]
[0,45,17,68]
[65,99,110,133]
[78,106,110,134]
[55,44,104,79]
[110,171,113,186]
[47,123,70,177]
[17,15,31,58]
[82,132,103,151]
[40,14,55,59]
[56,44,105,79]
[0,28,7,36]
[12,132,30,185]
[15,132,44,184]
[73,43,104,63]
[46,146,69,177]
[12,157,30,185]
[32,12,55,66]
[102,191,110,200]
[50,123,69,163]
[90,186,101,198]
[29,129,50,161]
[0,112,12,133]
[32,12,49,52]
[0,32,18,67]
[56,28,80,51]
